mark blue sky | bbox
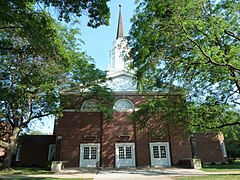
[32,1,136,134]
[80,0,136,70]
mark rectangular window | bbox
[153,146,159,158]
[83,147,90,159]
[16,145,22,162]
[90,147,97,159]
[160,146,167,158]
[48,144,56,161]
[126,146,132,159]
[119,147,125,159]
[220,142,227,158]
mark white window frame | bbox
[113,99,135,112]
[79,143,100,167]
[220,142,227,158]
[16,145,22,162]
[48,144,56,161]
[115,143,136,168]
[149,142,171,167]
[81,99,100,112]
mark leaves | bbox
[131,96,189,136]
[128,0,240,131]
[39,0,110,28]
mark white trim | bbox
[79,143,100,167]
[62,109,79,112]
[113,99,135,112]
[220,142,227,158]
[48,144,56,161]
[115,143,136,168]
[149,142,171,167]
[81,99,100,112]
[16,145,22,162]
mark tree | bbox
[0,0,110,29]
[40,0,110,28]
[223,125,240,159]
[128,0,240,131]
[0,24,112,169]
[0,1,112,169]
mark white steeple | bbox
[106,5,136,92]
[108,4,129,72]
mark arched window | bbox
[113,99,135,112]
[81,99,100,112]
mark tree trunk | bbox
[3,127,20,170]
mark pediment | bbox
[106,71,137,92]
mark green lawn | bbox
[0,178,91,180]
[178,161,240,179]
[0,167,53,175]
[178,175,240,180]
[0,177,92,180]
[202,161,240,172]
[0,167,93,179]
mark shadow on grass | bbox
[178,174,240,180]
[1,178,53,180]
[0,167,54,175]
[202,161,240,171]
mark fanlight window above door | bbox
[81,99,100,112]
[113,99,134,112]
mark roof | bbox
[116,4,124,39]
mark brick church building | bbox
[12,6,227,168]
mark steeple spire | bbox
[116,4,124,39]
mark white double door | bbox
[80,143,100,167]
[115,143,136,168]
[150,142,171,166]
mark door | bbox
[115,143,135,168]
[150,142,171,166]
[80,143,100,167]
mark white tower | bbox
[108,4,129,72]
[106,5,136,92]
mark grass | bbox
[0,178,91,180]
[202,161,240,172]
[178,161,240,179]
[0,167,54,175]
[178,174,240,180]
[0,167,93,179]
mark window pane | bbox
[91,147,97,159]
[113,99,134,112]
[153,146,159,158]
[16,145,22,162]
[160,146,167,158]
[126,146,132,159]
[48,144,56,161]
[119,147,125,159]
[83,147,90,159]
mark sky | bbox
[80,0,136,70]
[32,0,136,134]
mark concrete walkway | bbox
[95,167,209,180]
[1,167,240,179]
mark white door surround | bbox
[79,143,100,167]
[115,143,136,168]
[149,142,171,167]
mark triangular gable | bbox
[106,70,137,92]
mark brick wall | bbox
[54,95,195,167]
[56,112,102,167]
[16,135,55,167]
[194,133,225,163]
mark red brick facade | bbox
[15,135,55,167]
[15,95,226,167]
[194,133,226,163]
[53,94,194,167]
